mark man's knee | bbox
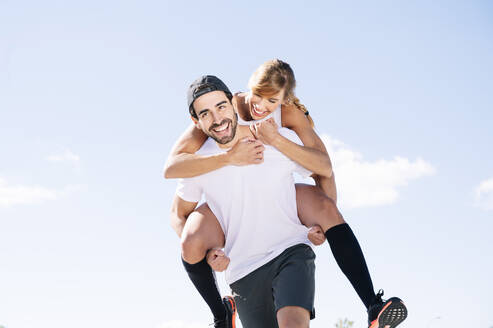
[181,230,207,264]
[277,306,310,328]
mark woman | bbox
[166,59,407,328]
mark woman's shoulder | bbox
[281,103,312,130]
[233,91,248,106]
[233,92,251,121]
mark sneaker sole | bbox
[378,297,408,328]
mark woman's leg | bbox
[181,203,225,263]
[295,184,377,310]
[180,203,227,322]
[295,184,345,231]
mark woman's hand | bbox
[226,137,264,165]
[250,118,280,145]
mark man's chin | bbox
[208,120,237,144]
[214,135,235,144]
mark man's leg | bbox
[273,244,316,328]
[230,262,278,328]
[181,203,227,323]
[277,307,310,328]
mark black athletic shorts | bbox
[229,244,316,328]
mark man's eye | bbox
[201,112,208,118]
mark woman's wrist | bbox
[270,133,286,149]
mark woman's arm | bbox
[164,123,265,179]
[253,108,332,177]
[253,105,337,202]
[283,105,338,202]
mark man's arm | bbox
[170,194,198,238]
[164,123,265,179]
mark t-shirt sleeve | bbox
[278,128,313,178]
[176,178,203,203]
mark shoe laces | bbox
[375,289,385,304]
[367,289,385,325]
[211,318,226,328]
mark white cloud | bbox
[474,177,493,210]
[320,135,435,209]
[46,149,80,163]
[0,177,83,208]
[156,321,205,328]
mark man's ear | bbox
[190,116,200,128]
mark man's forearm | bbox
[164,152,230,179]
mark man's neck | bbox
[217,125,254,149]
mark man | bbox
[170,75,317,328]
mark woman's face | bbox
[248,89,285,120]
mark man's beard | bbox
[206,113,238,145]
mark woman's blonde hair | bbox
[248,59,314,127]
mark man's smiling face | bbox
[192,90,238,145]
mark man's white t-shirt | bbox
[176,128,313,284]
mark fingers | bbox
[215,257,230,272]
[240,137,255,143]
[249,124,258,138]
[308,225,326,246]
[209,253,231,272]
[254,142,265,151]
[206,249,217,265]
[246,140,264,164]
[230,134,265,166]
[206,248,223,262]
[309,224,323,233]
[308,232,326,246]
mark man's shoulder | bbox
[196,137,222,156]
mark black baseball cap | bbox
[187,75,232,115]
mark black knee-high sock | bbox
[182,257,226,320]
[325,223,376,309]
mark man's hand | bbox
[250,118,280,145]
[206,248,230,272]
[226,137,264,165]
[308,225,326,246]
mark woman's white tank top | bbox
[237,105,282,127]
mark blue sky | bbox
[1,1,492,327]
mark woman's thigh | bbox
[295,183,345,231]
[181,203,225,259]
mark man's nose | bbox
[211,112,222,124]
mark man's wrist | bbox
[218,152,231,166]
